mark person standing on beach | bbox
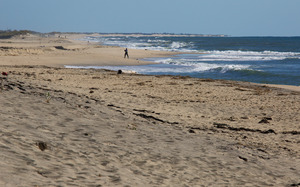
[124,48,129,58]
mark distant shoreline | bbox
[89,33,228,37]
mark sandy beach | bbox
[0,33,176,67]
[0,34,299,186]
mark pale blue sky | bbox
[0,0,299,36]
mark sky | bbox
[0,0,299,36]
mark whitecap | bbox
[199,50,300,61]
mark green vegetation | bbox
[45,92,52,103]
[0,30,34,39]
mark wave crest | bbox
[200,50,300,61]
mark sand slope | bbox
[0,66,299,186]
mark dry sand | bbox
[0,34,299,186]
[0,33,176,67]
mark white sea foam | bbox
[65,61,251,74]
[147,39,168,43]
[81,36,197,52]
[152,58,252,73]
[170,42,186,49]
[198,50,300,61]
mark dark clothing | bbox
[124,48,129,58]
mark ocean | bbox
[67,35,300,86]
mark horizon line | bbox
[1,29,299,37]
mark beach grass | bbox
[0,30,34,39]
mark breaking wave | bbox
[199,50,300,61]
